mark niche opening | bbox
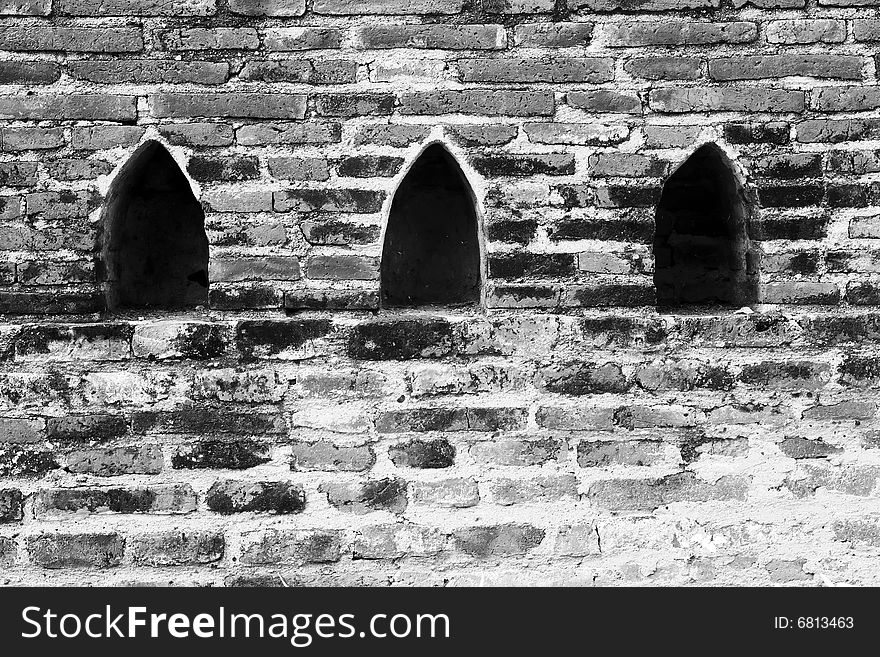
[102,141,209,310]
[381,144,481,308]
[654,143,758,310]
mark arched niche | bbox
[102,141,209,310]
[380,143,482,308]
[654,143,758,310]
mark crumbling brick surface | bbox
[0,0,878,587]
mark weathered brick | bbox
[767,19,846,43]
[158,27,259,50]
[206,480,305,513]
[172,439,271,470]
[515,22,593,47]
[321,477,407,514]
[399,90,553,116]
[128,531,224,566]
[604,21,756,46]
[459,57,613,83]
[0,26,143,52]
[57,0,216,15]
[315,0,462,12]
[229,0,303,14]
[27,533,124,568]
[389,438,455,468]
[70,60,228,84]
[588,472,748,511]
[240,529,341,565]
[454,524,545,556]
[0,95,136,120]
[651,87,805,113]
[151,93,306,119]
[709,55,863,81]
[567,90,642,114]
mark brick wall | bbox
[1,0,879,586]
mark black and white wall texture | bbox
[0,0,877,586]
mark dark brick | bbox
[0,488,23,523]
[538,361,629,395]
[206,480,305,513]
[389,438,455,468]
[236,319,332,359]
[171,439,271,470]
[490,253,576,279]
[321,477,408,514]
[348,319,456,360]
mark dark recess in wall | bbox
[654,143,758,310]
[102,140,209,310]
[381,144,481,309]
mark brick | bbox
[27,533,124,568]
[128,531,223,566]
[34,485,196,515]
[46,414,127,441]
[767,19,846,43]
[64,446,163,476]
[172,439,271,470]
[539,361,629,394]
[352,524,445,559]
[46,159,113,180]
[206,480,305,513]
[71,125,145,150]
[489,475,577,505]
[1,127,65,151]
[0,0,49,14]
[71,59,228,84]
[315,93,394,117]
[347,319,457,360]
[0,26,143,52]
[588,472,748,511]
[796,118,880,143]
[265,27,342,50]
[779,437,842,459]
[833,517,880,546]
[0,60,60,83]
[447,125,519,146]
[314,0,462,12]
[240,529,341,565]
[158,27,259,50]
[400,90,553,116]
[604,21,756,46]
[762,282,840,305]
[229,0,302,14]
[151,93,307,119]
[651,87,805,113]
[336,155,402,178]
[515,22,593,47]
[524,122,629,146]
[453,524,544,556]
[709,55,863,81]
[240,59,355,84]
[786,464,880,497]
[236,121,340,145]
[578,440,666,467]
[0,95,136,120]
[459,57,613,83]
[751,153,821,179]
[321,477,408,514]
[304,255,379,280]
[285,289,379,310]
[290,442,375,471]
[235,318,332,360]
[625,57,702,80]
[725,122,790,145]
[814,86,880,112]
[58,0,215,14]
[0,488,22,522]
[587,153,668,177]
[159,122,234,146]
[567,90,642,114]
[0,162,37,186]
[490,253,576,278]
[854,20,880,41]
[356,24,503,49]
[389,438,455,468]
[188,155,258,182]
[410,478,479,508]
[275,188,384,213]
[131,321,227,360]
[471,153,575,177]
[471,438,565,466]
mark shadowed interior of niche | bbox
[381,144,481,308]
[654,143,758,310]
[102,140,209,310]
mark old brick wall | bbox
[0,0,879,586]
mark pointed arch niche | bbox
[654,143,758,310]
[102,141,209,310]
[380,143,482,308]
